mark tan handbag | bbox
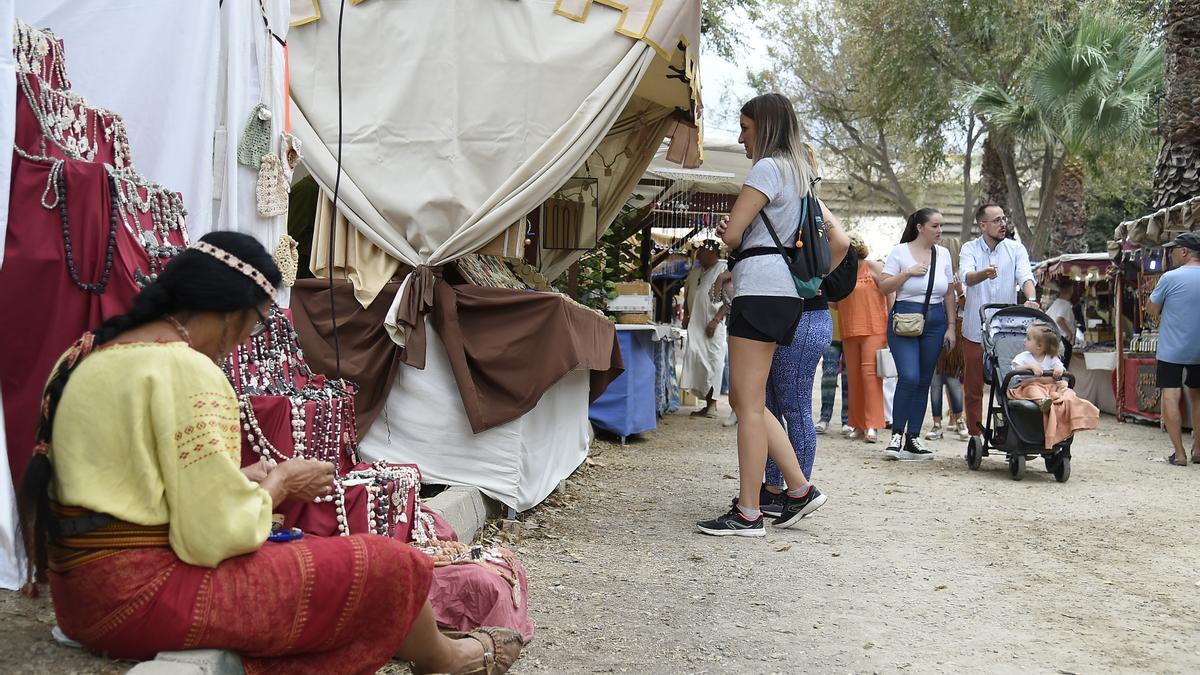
[892,246,937,337]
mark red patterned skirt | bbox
[48,516,432,675]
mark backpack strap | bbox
[920,246,938,318]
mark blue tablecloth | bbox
[589,327,658,437]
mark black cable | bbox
[327,0,346,379]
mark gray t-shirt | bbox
[734,157,803,299]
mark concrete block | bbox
[127,649,244,675]
[425,486,501,542]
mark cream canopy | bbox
[288,0,702,307]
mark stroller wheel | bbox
[1008,454,1025,481]
[966,436,984,471]
[1053,456,1071,483]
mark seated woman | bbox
[1007,322,1099,451]
[20,232,522,675]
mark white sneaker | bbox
[841,424,854,435]
[722,411,738,428]
[846,428,863,440]
[815,420,829,434]
[884,433,904,460]
[955,421,970,441]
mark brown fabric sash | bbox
[48,504,169,573]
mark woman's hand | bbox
[241,458,275,484]
[716,215,730,239]
[706,319,719,338]
[261,458,336,506]
[905,263,929,278]
[943,330,956,351]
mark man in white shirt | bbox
[1045,278,1079,344]
[960,204,1038,441]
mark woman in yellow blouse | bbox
[20,232,521,675]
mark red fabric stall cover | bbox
[421,508,535,641]
[0,155,150,489]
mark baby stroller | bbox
[965,304,1076,482]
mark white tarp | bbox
[360,320,592,512]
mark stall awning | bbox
[1113,194,1200,248]
[1033,253,1113,284]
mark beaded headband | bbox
[190,241,277,300]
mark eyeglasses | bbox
[984,215,1009,225]
[249,307,270,338]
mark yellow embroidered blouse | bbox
[49,342,272,567]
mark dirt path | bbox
[514,403,1200,674]
[1,398,1195,674]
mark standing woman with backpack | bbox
[877,208,957,461]
[697,93,850,537]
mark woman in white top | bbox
[697,93,850,537]
[877,208,958,460]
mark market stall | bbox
[589,324,663,442]
[1032,253,1118,415]
[1111,194,1199,426]
[285,1,704,512]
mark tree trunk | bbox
[973,134,1009,243]
[1048,156,1088,255]
[960,116,979,242]
[992,131,1036,247]
[1152,0,1200,208]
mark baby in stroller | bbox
[965,305,1099,482]
[1007,323,1099,449]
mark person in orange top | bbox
[836,234,889,443]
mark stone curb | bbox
[424,485,503,543]
[126,488,499,674]
[127,649,244,675]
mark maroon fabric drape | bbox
[293,275,623,436]
[289,279,406,436]
[432,283,624,433]
[0,156,147,489]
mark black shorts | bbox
[1157,361,1200,389]
[728,296,813,346]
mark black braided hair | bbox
[19,231,282,583]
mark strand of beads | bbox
[290,396,308,457]
[239,395,289,463]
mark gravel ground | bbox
[1,393,1196,674]
[514,401,1200,674]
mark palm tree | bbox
[1152,0,1200,208]
[973,10,1164,255]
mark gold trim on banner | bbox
[553,0,701,124]
[290,0,321,27]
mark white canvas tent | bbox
[287,0,703,510]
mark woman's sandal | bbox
[1166,454,1188,466]
[442,627,524,675]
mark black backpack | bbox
[731,181,834,299]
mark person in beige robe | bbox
[681,239,729,417]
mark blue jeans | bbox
[765,309,833,485]
[887,302,948,436]
[819,342,849,425]
[929,372,963,419]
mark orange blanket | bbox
[1007,380,1099,450]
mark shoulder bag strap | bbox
[921,246,937,318]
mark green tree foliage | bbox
[972,7,1163,254]
[701,0,763,61]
